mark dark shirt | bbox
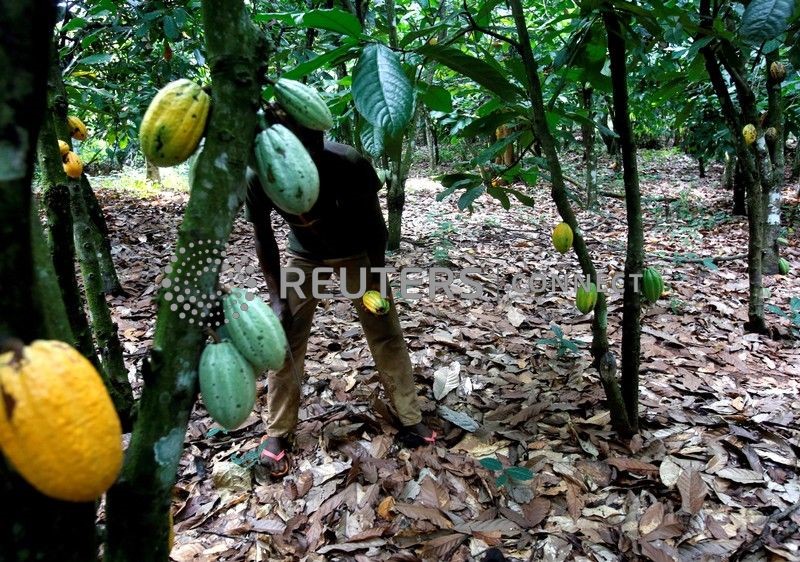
[245,140,387,260]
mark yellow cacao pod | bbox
[0,340,123,502]
[139,79,210,167]
[552,222,574,254]
[362,290,390,315]
[67,115,88,141]
[63,151,83,178]
[770,61,786,82]
[58,139,70,156]
[742,124,757,145]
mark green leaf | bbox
[423,85,453,113]
[505,466,534,481]
[436,172,482,189]
[487,186,511,209]
[458,186,486,210]
[79,53,113,65]
[352,44,414,137]
[299,9,362,37]
[284,41,359,79]
[417,46,525,102]
[740,0,795,44]
[360,124,384,158]
[506,187,536,207]
[253,12,295,24]
[479,457,504,471]
[163,15,179,40]
[62,17,88,33]
[399,24,449,49]
[495,474,509,488]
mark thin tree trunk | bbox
[721,152,735,190]
[104,3,265,560]
[582,85,598,208]
[507,0,631,436]
[0,4,100,561]
[762,51,784,275]
[425,113,438,170]
[733,159,747,215]
[603,5,642,433]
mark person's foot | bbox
[397,422,438,449]
[259,436,291,478]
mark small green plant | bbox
[536,324,583,357]
[668,297,686,315]
[431,219,456,265]
[767,297,800,338]
[479,456,534,489]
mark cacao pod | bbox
[0,340,123,502]
[764,127,778,143]
[742,124,757,146]
[199,340,256,429]
[274,78,333,131]
[58,139,70,156]
[67,115,88,141]
[63,151,83,178]
[223,288,288,372]
[139,79,210,166]
[778,258,790,275]
[253,124,320,215]
[770,61,786,82]
[642,267,664,302]
[552,222,574,254]
[362,290,390,315]
[576,282,598,314]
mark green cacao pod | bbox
[199,341,256,429]
[778,258,790,275]
[274,78,333,131]
[362,290,390,315]
[642,267,664,302]
[552,222,574,254]
[742,124,757,146]
[223,288,288,372]
[139,79,210,167]
[576,282,598,314]
[254,124,320,215]
[770,61,786,82]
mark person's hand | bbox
[271,298,292,331]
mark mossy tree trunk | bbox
[508,0,632,436]
[0,4,100,561]
[104,2,265,560]
[699,0,767,334]
[603,4,642,432]
[762,50,784,275]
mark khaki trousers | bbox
[264,253,422,437]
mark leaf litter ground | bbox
[99,152,800,561]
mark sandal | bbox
[259,440,291,478]
[398,428,438,449]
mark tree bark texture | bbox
[603,4,642,433]
[104,3,265,560]
[508,0,631,436]
[761,50,784,275]
[582,85,598,208]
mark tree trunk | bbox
[721,152,734,190]
[581,85,598,208]
[698,156,706,178]
[508,0,631,436]
[146,158,161,182]
[733,159,747,215]
[425,113,438,170]
[761,51,784,275]
[0,4,100,561]
[104,3,265,560]
[603,5,642,433]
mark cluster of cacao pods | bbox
[140,79,210,167]
[252,78,333,215]
[199,288,288,430]
[0,340,123,502]
[61,115,88,179]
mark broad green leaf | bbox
[61,17,88,33]
[252,12,296,24]
[352,44,413,137]
[417,46,525,102]
[471,132,523,166]
[299,9,362,37]
[399,24,449,49]
[479,457,504,471]
[79,53,113,65]
[495,474,509,488]
[740,0,795,44]
[163,15,179,40]
[360,124,384,158]
[458,186,486,210]
[423,85,453,113]
[487,186,511,209]
[284,41,358,79]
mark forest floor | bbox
[98,150,800,562]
